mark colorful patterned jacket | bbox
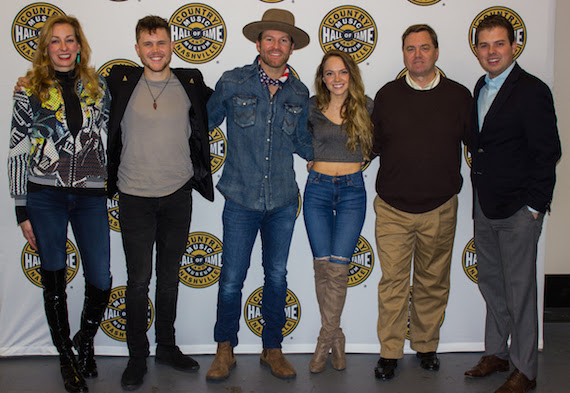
[8,77,111,207]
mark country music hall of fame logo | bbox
[179,232,223,288]
[407,0,442,6]
[169,3,226,64]
[245,287,301,338]
[96,59,140,78]
[469,7,527,60]
[319,5,377,63]
[12,2,66,61]
[462,238,478,283]
[348,235,375,287]
[100,286,155,342]
[209,127,226,174]
[21,239,80,287]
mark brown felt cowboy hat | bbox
[243,9,310,49]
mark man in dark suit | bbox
[106,15,214,391]
[465,15,561,393]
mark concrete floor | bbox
[1,323,568,393]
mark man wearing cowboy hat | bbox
[205,9,312,381]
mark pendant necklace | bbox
[143,72,171,110]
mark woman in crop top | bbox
[303,50,373,373]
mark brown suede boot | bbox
[331,330,346,371]
[309,260,332,373]
[327,262,350,371]
[206,342,236,381]
[260,349,296,379]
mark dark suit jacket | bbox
[471,63,561,219]
[106,65,214,202]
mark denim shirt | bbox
[208,60,313,211]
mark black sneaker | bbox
[121,358,147,391]
[155,345,200,372]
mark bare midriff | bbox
[312,161,361,176]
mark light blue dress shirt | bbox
[477,61,516,131]
[477,61,537,214]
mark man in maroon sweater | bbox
[370,24,472,380]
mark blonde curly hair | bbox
[26,15,102,102]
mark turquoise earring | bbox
[76,52,81,64]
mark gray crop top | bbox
[308,96,373,163]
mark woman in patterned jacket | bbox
[8,15,111,393]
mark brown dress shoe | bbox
[465,355,510,377]
[206,342,236,381]
[260,348,296,379]
[495,369,536,393]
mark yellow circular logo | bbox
[407,0,442,5]
[179,232,223,288]
[107,192,121,233]
[209,127,226,174]
[348,235,374,287]
[469,7,526,59]
[21,239,79,287]
[406,286,445,340]
[319,6,377,64]
[397,66,446,80]
[100,286,154,342]
[462,238,478,283]
[260,1,284,3]
[288,65,300,81]
[463,145,472,168]
[169,3,226,64]
[97,59,139,77]
[244,287,301,338]
[12,3,66,61]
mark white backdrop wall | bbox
[0,0,556,356]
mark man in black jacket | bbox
[106,15,214,391]
[465,15,561,393]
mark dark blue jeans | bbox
[214,199,297,349]
[303,170,366,263]
[119,185,192,359]
[26,189,111,290]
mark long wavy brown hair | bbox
[26,15,102,102]
[314,50,373,159]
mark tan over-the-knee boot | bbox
[309,259,332,373]
[327,262,350,371]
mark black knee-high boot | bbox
[72,279,112,378]
[41,268,88,393]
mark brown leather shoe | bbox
[206,342,236,381]
[465,355,510,377]
[260,349,296,379]
[494,369,536,393]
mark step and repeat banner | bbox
[0,0,555,356]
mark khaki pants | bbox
[374,195,457,359]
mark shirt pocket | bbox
[232,95,257,128]
[282,104,303,135]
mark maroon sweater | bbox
[371,77,472,213]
